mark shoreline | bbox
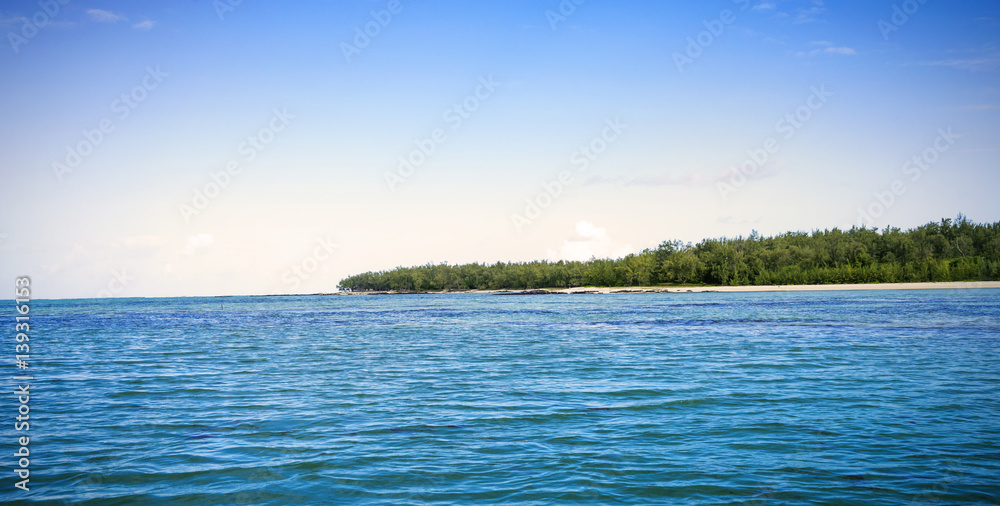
[340,281,1000,295]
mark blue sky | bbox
[1,0,998,298]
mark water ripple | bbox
[5,290,1000,504]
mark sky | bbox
[1,0,998,299]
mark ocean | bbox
[6,289,1000,504]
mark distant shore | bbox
[339,281,1000,295]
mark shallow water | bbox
[6,290,1000,504]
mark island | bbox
[338,216,1000,293]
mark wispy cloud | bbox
[797,42,856,57]
[580,175,626,187]
[132,20,154,30]
[0,13,28,26]
[975,16,998,28]
[584,169,734,188]
[115,235,167,250]
[915,56,1000,72]
[87,8,126,23]
[626,172,718,187]
[824,46,856,55]
[753,2,776,10]
[182,233,214,256]
[794,0,825,24]
[582,172,713,188]
[585,163,785,189]
[947,103,1000,111]
[42,244,89,274]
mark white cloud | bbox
[546,221,633,262]
[797,45,856,57]
[181,233,214,256]
[794,0,825,24]
[0,13,28,26]
[116,236,167,259]
[132,20,154,30]
[824,46,856,55]
[953,104,1000,111]
[42,244,89,274]
[585,165,783,189]
[753,2,776,10]
[117,235,167,249]
[575,221,609,242]
[916,56,1000,72]
[87,9,125,23]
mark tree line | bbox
[338,215,1000,291]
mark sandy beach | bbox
[528,281,1000,294]
[340,281,1000,295]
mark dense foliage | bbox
[338,216,1000,291]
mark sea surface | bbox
[5,289,1000,504]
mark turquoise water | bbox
[6,290,1000,504]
